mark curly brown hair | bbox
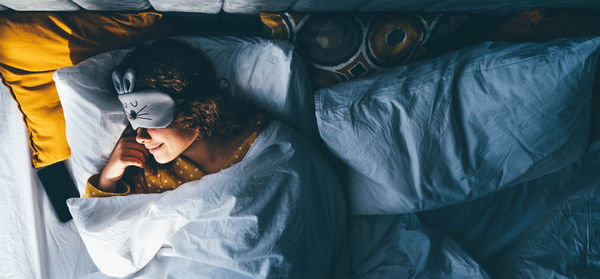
[117,39,257,139]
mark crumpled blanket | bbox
[67,121,349,279]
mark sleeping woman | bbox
[84,39,267,197]
[74,38,348,278]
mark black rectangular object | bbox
[37,161,80,223]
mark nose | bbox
[136,127,151,144]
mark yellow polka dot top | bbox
[84,130,260,198]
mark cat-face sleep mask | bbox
[112,68,176,129]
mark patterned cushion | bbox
[261,12,468,88]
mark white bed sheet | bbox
[0,82,97,279]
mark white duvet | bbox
[67,121,348,278]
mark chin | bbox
[153,154,175,164]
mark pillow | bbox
[315,37,600,215]
[0,12,169,168]
[260,12,468,88]
[0,0,79,11]
[54,36,314,193]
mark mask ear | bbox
[112,71,125,94]
[112,69,137,95]
[123,69,136,93]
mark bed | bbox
[1,1,600,278]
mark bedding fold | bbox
[350,214,489,279]
[67,121,348,278]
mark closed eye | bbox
[130,101,138,107]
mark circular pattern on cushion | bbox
[367,15,424,67]
[296,15,363,67]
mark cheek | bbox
[177,127,198,144]
[160,129,197,159]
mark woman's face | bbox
[136,126,197,164]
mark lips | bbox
[146,143,163,153]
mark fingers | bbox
[114,137,147,168]
[101,136,149,183]
[122,156,145,168]
[118,137,149,157]
[120,145,146,167]
[123,148,147,163]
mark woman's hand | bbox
[98,137,148,192]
